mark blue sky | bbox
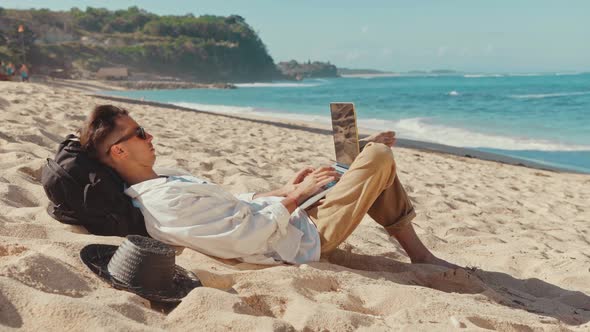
[2,0,589,72]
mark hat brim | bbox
[80,244,201,303]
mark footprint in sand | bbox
[466,316,537,331]
[0,132,17,143]
[454,197,477,206]
[17,165,44,184]
[39,129,63,144]
[17,134,53,148]
[2,185,40,208]
[420,268,487,294]
[107,303,148,324]
[291,273,340,294]
[33,116,51,126]
[64,114,86,122]
[0,243,29,258]
[444,201,459,210]
[0,96,10,110]
[0,252,92,297]
[425,183,446,189]
[238,293,282,318]
[198,161,214,171]
[202,148,223,157]
[169,287,294,331]
[338,293,380,316]
[0,289,23,328]
[444,226,483,237]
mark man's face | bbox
[104,115,156,168]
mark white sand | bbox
[0,81,589,331]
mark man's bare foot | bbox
[360,131,396,148]
[412,253,462,269]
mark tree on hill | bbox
[4,24,36,64]
[0,7,283,81]
[277,60,339,79]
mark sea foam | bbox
[173,101,590,152]
[172,102,332,124]
[464,74,504,78]
[234,82,323,88]
[173,102,256,114]
[382,117,590,151]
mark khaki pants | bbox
[306,143,416,253]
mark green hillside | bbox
[0,7,281,82]
[277,60,338,80]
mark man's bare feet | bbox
[359,131,396,148]
[412,253,462,269]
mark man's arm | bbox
[252,187,289,200]
[253,167,338,214]
[251,166,315,200]
[137,183,294,260]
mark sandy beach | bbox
[1,80,589,331]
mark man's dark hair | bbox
[80,105,129,158]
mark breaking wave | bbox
[172,102,590,152]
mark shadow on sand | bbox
[0,289,23,328]
[318,249,590,326]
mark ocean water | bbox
[103,72,590,173]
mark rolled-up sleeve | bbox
[133,181,291,259]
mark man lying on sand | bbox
[80,105,458,268]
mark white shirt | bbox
[124,173,321,265]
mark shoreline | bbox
[90,93,583,175]
[340,73,399,78]
[29,77,236,91]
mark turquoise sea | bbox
[104,72,590,173]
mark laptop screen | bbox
[330,102,360,167]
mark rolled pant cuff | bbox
[382,209,416,235]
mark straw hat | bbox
[80,235,201,303]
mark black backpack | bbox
[41,134,148,237]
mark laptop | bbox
[299,102,360,210]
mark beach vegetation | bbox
[2,23,36,65]
[0,7,281,81]
[278,60,339,79]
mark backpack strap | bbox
[83,173,101,209]
[45,158,80,186]
[46,203,79,225]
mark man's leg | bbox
[307,142,407,252]
[367,163,459,268]
[386,221,459,268]
[307,142,458,268]
[366,176,427,261]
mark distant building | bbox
[96,67,129,80]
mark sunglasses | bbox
[106,126,147,155]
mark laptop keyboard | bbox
[322,180,338,190]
